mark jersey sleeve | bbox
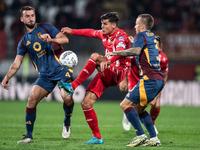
[17,38,26,56]
[72,29,103,39]
[43,24,60,38]
[133,33,145,49]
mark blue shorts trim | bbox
[125,79,164,106]
[34,69,73,93]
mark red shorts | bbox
[87,65,128,99]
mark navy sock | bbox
[125,107,145,136]
[25,107,36,138]
[63,102,74,125]
[139,110,156,138]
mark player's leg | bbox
[17,85,49,143]
[150,94,161,134]
[58,53,107,94]
[81,91,103,144]
[139,79,163,147]
[81,73,109,144]
[60,89,74,139]
[121,99,148,147]
[58,68,74,139]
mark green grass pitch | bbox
[0,100,200,150]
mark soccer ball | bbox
[59,51,78,69]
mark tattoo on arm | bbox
[11,67,19,71]
[6,75,10,79]
[115,47,141,56]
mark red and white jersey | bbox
[127,56,140,91]
[159,51,169,74]
[72,28,130,70]
[127,51,168,91]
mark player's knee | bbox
[28,96,38,107]
[91,53,100,60]
[62,95,72,102]
[120,101,127,111]
[81,99,92,108]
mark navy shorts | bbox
[34,69,73,93]
[125,79,164,106]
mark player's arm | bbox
[39,32,69,44]
[1,55,24,90]
[106,47,142,57]
[61,27,102,38]
[163,72,168,84]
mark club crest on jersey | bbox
[37,32,42,38]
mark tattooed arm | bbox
[106,47,142,57]
[1,55,24,90]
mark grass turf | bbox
[0,100,200,150]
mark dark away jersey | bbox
[17,23,64,76]
[133,30,164,81]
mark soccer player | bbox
[121,35,169,134]
[58,12,130,144]
[1,6,74,143]
[105,14,164,147]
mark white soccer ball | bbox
[59,50,78,69]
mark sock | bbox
[150,107,160,124]
[25,107,36,138]
[124,107,145,136]
[72,58,96,89]
[63,101,74,125]
[83,107,101,139]
[139,110,156,138]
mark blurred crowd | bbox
[0,0,200,60]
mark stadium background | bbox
[0,0,200,105]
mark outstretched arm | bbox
[39,32,69,45]
[106,47,142,57]
[1,55,23,90]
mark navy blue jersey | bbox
[133,30,163,81]
[17,23,64,77]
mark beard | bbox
[24,22,35,29]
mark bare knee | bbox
[81,98,93,108]
[63,95,73,105]
[81,92,96,109]
[91,53,101,61]
[28,95,38,108]
[120,99,133,111]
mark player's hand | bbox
[100,61,111,72]
[39,34,52,42]
[61,27,72,35]
[1,76,9,90]
[128,36,134,44]
[105,52,117,57]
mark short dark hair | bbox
[20,6,35,17]
[100,12,119,26]
[155,35,163,50]
[138,14,154,30]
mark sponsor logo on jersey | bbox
[33,42,42,51]
[117,36,125,42]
